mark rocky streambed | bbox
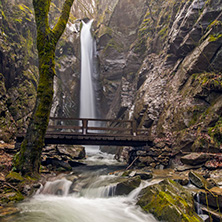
[1,143,222,221]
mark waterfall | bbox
[80,20,96,120]
[79,20,100,154]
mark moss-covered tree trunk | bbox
[14,0,74,176]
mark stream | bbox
[3,147,158,222]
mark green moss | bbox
[104,39,124,54]
[6,172,24,183]
[2,191,24,204]
[137,179,202,222]
[209,33,222,42]
[208,117,222,145]
[158,25,168,39]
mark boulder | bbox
[115,176,141,196]
[181,153,209,166]
[129,170,153,180]
[205,158,222,170]
[137,179,203,222]
[56,145,85,159]
[188,171,215,189]
[198,187,222,210]
[138,156,154,165]
[5,172,24,184]
[202,206,222,222]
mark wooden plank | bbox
[48,125,81,130]
[87,126,131,132]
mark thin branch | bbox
[52,0,75,42]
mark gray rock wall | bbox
[95,0,222,157]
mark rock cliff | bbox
[94,0,222,164]
[0,0,221,164]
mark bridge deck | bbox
[16,117,152,147]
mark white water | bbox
[80,20,96,120]
[79,20,100,154]
[14,174,158,222]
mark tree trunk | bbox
[14,0,74,177]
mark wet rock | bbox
[176,178,189,186]
[198,187,222,210]
[51,159,72,171]
[176,164,203,172]
[68,160,86,167]
[32,183,42,189]
[137,179,202,222]
[181,153,209,166]
[22,185,31,196]
[205,158,222,170]
[202,206,222,221]
[188,171,214,189]
[128,170,153,180]
[115,176,141,196]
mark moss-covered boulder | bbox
[137,179,203,222]
[5,172,24,184]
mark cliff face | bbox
[96,0,222,155]
[0,0,221,158]
[0,0,91,140]
[0,0,38,141]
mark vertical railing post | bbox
[82,119,88,135]
[131,121,137,136]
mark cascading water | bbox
[80,20,96,120]
[7,173,158,222]
[79,19,100,155]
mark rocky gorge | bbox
[0,0,222,221]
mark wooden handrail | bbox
[47,117,149,136]
[49,117,133,123]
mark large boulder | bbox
[115,176,141,196]
[181,153,209,166]
[198,187,222,210]
[137,179,203,222]
[41,145,86,171]
[56,145,85,160]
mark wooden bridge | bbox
[16,117,152,147]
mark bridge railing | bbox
[48,117,149,137]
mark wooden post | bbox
[82,119,88,135]
[131,121,137,136]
